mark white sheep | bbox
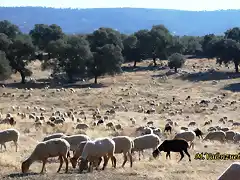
[203,131,226,143]
[78,137,116,173]
[174,131,196,149]
[62,134,90,155]
[21,138,70,174]
[218,162,240,180]
[131,134,161,160]
[112,136,134,167]
[43,133,66,141]
[0,128,20,152]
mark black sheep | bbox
[164,125,172,134]
[152,139,191,162]
[97,119,104,126]
[194,128,203,139]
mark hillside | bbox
[0,7,240,36]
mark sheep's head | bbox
[70,157,78,168]
[78,159,88,173]
[21,160,30,173]
[152,148,160,158]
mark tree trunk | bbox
[153,58,157,66]
[19,70,26,84]
[94,75,98,84]
[234,61,239,73]
[133,60,137,68]
[174,67,178,73]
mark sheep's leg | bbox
[40,159,47,174]
[128,152,133,168]
[141,150,145,159]
[96,157,102,170]
[122,153,128,168]
[63,155,69,173]
[138,151,141,160]
[183,149,191,162]
[2,143,6,151]
[166,152,171,159]
[178,151,184,162]
[102,155,109,170]
[57,156,63,173]
[110,156,116,168]
[14,141,18,152]
[88,161,93,172]
[191,142,194,149]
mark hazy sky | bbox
[0,0,240,11]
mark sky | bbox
[0,0,240,11]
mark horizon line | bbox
[0,6,240,12]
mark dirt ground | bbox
[0,58,240,180]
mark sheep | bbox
[141,127,153,135]
[164,124,172,134]
[226,131,236,141]
[1,117,16,126]
[43,133,66,141]
[0,129,20,152]
[152,139,191,162]
[180,126,188,131]
[152,128,162,136]
[188,121,196,126]
[220,127,229,132]
[62,134,90,156]
[75,123,89,130]
[106,122,114,129]
[203,131,226,143]
[174,131,196,149]
[70,141,88,168]
[193,128,204,139]
[131,134,161,160]
[112,136,134,167]
[97,119,104,126]
[218,162,240,180]
[78,137,116,173]
[233,133,240,143]
[21,138,70,174]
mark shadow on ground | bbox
[3,172,39,179]
[222,83,240,92]
[0,81,108,90]
[179,70,240,82]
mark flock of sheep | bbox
[1,111,240,180]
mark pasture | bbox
[0,58,240,180]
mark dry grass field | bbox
[0,58,240,180]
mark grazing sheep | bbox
[188,121,196,126]
[106,122,114,129]
[193,128,204,139]
[226,131,236,141]
[233,133,240,143]
[0,128,20,152]
[152,128,162,136]
[43,133,66,141]
[21,138,70,174]
[220,127,229,132]
[203,131,226,143]
[180,127,188,131]
[131,134,161,160]
[174,131,196,149]
[115,124,122,130]
[75,123,89,130]
[0,117,16,126]
[78,137,116,173]
[218,162,240,180]
[152,139,191,162]
[112,136,134,167]
[97,119,104,126]
[164,124,172,134]
[62,134,90,155]
[70,141,88,168]
[208,127,217,132]
[141,127,153,135]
